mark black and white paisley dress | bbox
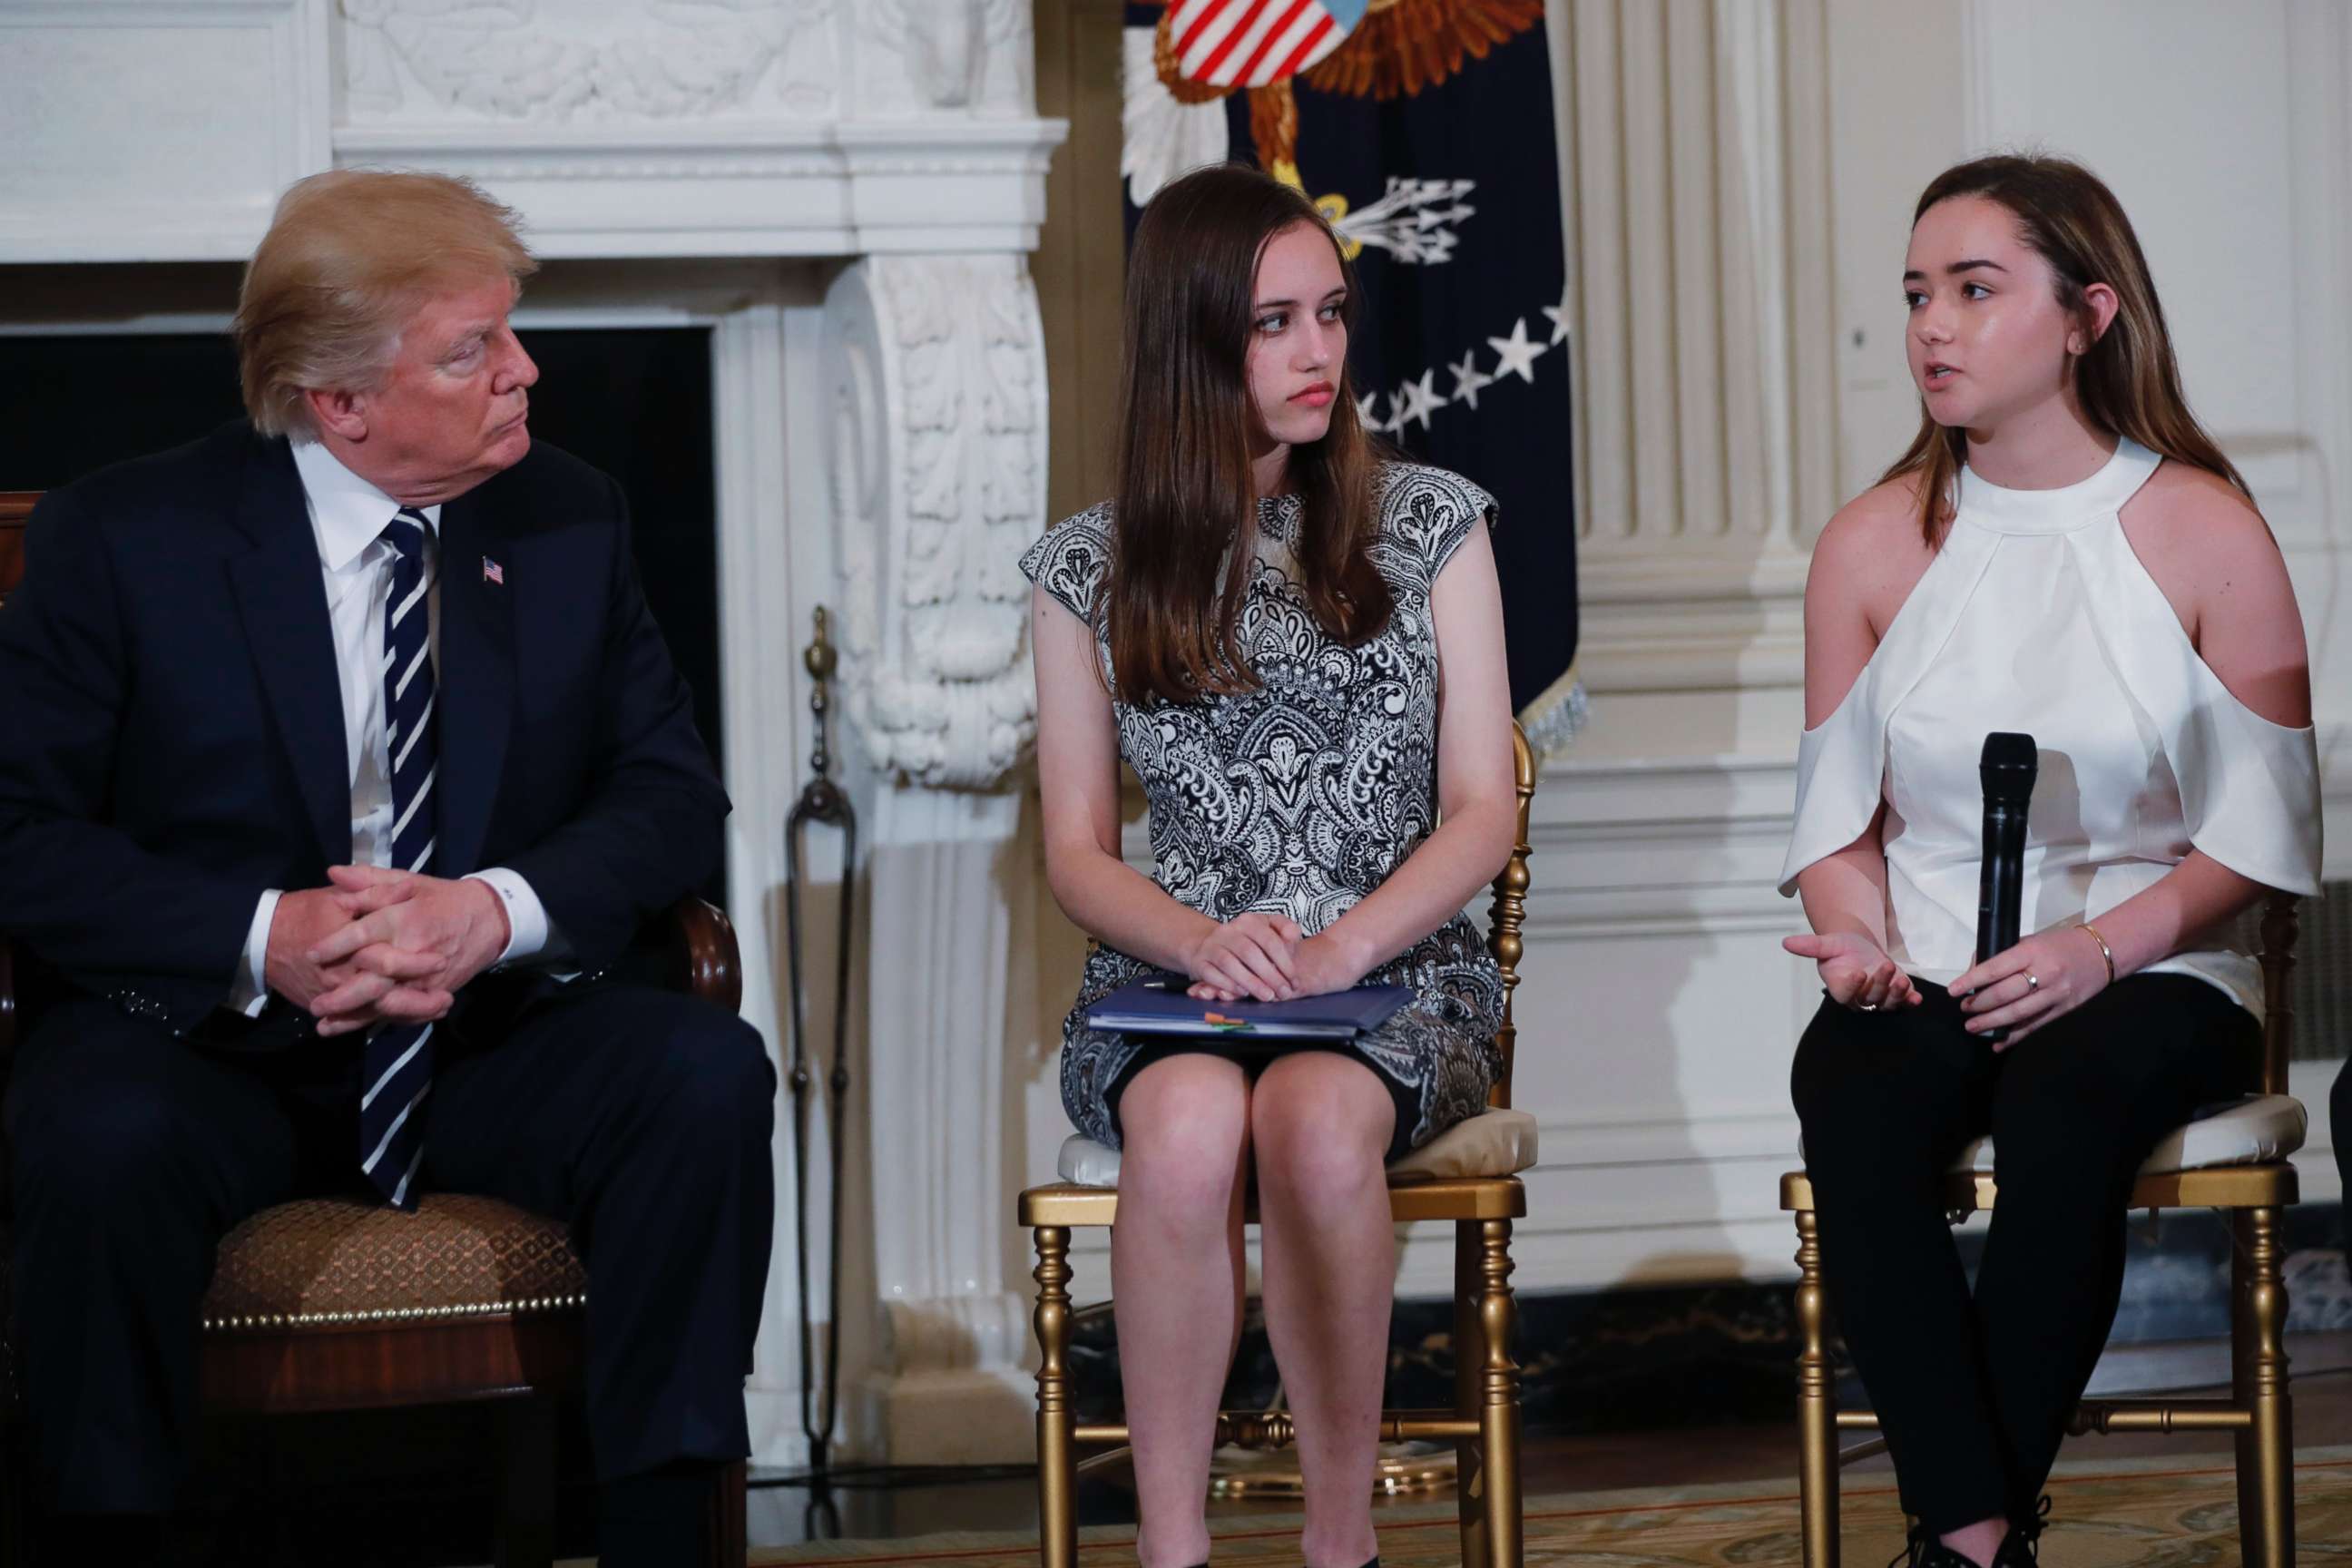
[1018,463,1506,1159]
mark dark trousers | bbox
[2333,1056,2352,1248]
[1790,974,2255,1533]
[5,979,776,1518]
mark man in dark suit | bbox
[0,170,774,1564]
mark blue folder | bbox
[1085,975,1413,1042]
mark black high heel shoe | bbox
[1887,1524,1978,1568]
[1991,1495,2052,1566]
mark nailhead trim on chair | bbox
[201,1292,588,1334]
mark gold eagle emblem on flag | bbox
[1152,0,1540,177]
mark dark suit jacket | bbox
[0,420,729,1038]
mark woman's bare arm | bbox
[1030,586,1299,999]
[1312,521,1520,980]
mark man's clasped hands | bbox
[264,867,513,1035]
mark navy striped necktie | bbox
[359,506,436,1210]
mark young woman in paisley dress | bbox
[1021,162,1517,1568]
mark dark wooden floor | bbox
[745,1330,2352,1550]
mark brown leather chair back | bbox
[0,495,25,1062]
[0,493,29,602]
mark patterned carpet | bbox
[751,1449,2352,1564]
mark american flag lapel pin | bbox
[482,556,505,586]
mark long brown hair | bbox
[1881,154,2249,547]
[1103,162,1391,709]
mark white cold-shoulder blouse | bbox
[1779,438,2321,1015]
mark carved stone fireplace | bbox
[3,0,1065,1468]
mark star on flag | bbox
[1350,307,1561,438]
[1448,350,1494,411]
[1393,368,1446,432]
[1485,318,1546,385]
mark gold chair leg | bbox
[1032,1225,1079,1568]
[2242,1205,2295,1568]
[1793,1210,1840,1568]
[2231,1213,2262,1565]
[1474,1218,1523,1568]
[1453,1221,1489,1568]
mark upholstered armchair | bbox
[0,494,750,1567]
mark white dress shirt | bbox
[228,439,559,1014]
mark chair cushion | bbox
[1390,1108,1541,1179]
[201,1194,587,1332]
[1055,1108,1540,1189]
[1951,1093,2307,1177]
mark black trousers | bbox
[1790,973,2255,1534]
[2333,1056,2352,1247]
[5,978,776,1517]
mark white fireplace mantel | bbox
[4,0,1067,1470]
[1,0,1060,263]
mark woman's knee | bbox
[1250,1055,1392,1206]
[1119,1056,1250,1204]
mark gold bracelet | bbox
[2078,922,2116,986]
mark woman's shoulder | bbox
[1036,498,1118,546]
[1811,477,1936,593]
[1376,461,1496,523]
[1373,462,1497,579]
[1803,475,1945,655]
[2122,459,2280,582]
[1816,475,1928,559]
[1019,500,1117,620]
[2120,460,2302,704]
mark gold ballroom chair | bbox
[0,494,749,1567]
[1781,893,2307,1568]
[1018,722,1542,1568]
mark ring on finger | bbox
[2025,972,2040,994]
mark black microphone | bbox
[1975,731,2038,1044]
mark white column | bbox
[825,247,1050,1461]
[854,788,1036,1463]
[1557,0,1837,733]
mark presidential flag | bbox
[1122,0,1583,751]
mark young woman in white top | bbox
[1780,154,2320,1568]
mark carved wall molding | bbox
[853,0,1034,118]
[318,147,1052,182]
[341,0,843,122]
[339,0,1035,125]
[825,254,1045,790]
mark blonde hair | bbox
[233,170,537,439]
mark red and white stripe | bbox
[1167,0,1348,90]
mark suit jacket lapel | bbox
[435,489,514,877]
[229,437,349,868]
